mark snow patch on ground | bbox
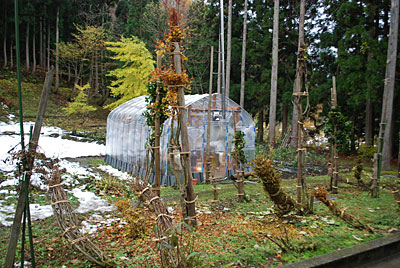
[98,165,131,180]
[29,204,54,221]
[0,121,125,226]
[71,188,115,213]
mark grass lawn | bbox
[1,165,399,267]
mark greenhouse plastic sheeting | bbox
[105,93,255,186]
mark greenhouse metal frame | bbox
[105,93,255,186]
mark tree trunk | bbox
[154,55,162,196]
[26,23,30,72]
[239,0,248,108]
[172,42,197,226]
[290,0,306,149]
[95,51,99,96]
[268,0,279,147]
[380,0,399,170]
[282,102,288,135]
[32,23,36,73]
[40,18,43,67]
[1,0,6,68]
[67,64,71,84]
[109,2,118,31]
[47,22,50,71]
[225,0,232,99]
[10,41,13,68]
[257,109,264,144]
[365,97,373,146]
[55,7,60,92]
[2,25,6,68]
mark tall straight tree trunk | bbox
[239,0,248,108]
[67,64,71,84]
[32,23,36,73]
[55,7,60,92]
[225,0,232,99]
[365,97,373,146]
[2,26,6,68]
[2,0,7,68]
[365,4,376,147]
[26,23,30,72]
[290,0,306,149]
[39,18,43,67]
[47,22,50,71]
[282,102,288,135]
[95,51,99,95]
[380,0,399,169]
[268,0,280,147]
[257,109,264,144]
[10,41,13,68]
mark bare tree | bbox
[55,7,60,92]
[268,0,280,147]
[225,0,232,99]
[32,23,36,73]
[2,23,6,68]
[240,0,248,108]
[380,0,399,169]
[26,23,30,71]
[40,18,43,67]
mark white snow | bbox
[0,200,15,226]
[71,188,115,213]
[0,121,125,227]
[29,204,54,221]
[0,121,105,161]
[98,165,131,180]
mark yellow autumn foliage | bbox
[105,36,155,109]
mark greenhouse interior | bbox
[105,93,255,186]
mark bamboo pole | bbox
[205,46,213,184]
[5,1,26,265]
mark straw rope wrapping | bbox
[47,167,115,267]
[253,155,303,215]
[312,185,375,233]
[130,178,179,267]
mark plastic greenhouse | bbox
[105,93,255,186]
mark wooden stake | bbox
[172,42,196,226]
[372,153,379,198]
[5,67,54,268]
[154,55,161,196]
[237,171,245,202]
[212,178,219,201]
